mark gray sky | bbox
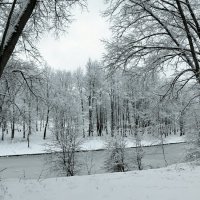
[38,0,111,72]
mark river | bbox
[0,143,187,179]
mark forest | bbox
[0,58,199,142]
[0,0,200,199]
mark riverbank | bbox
[0,132,186,157]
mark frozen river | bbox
[0,143,187,179]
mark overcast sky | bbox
[38,0,111,72]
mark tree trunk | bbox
[23,118,26,139]
[1,122,5,141]
[110,87,115,137]
[11,119,15,139]
[23,99,26,138]
[43,107,50,140]
[80,97,85,138]
[11,104,15,139]
[0,0,37,78]
[27,85,32,148]
[88,94,93,137]
[36,98,39,132]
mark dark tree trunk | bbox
[11,104,15,139]
[43,107,50,140]
[23,118,26,139]
[11,120,15,139]
[23,99,26,138]
[36,98,39,132]
[88,94,93,137]
[1,121,5,141]
[80,98,85,138]
[179,113,185,136]
[110,91,115,137]
[27,84,32,148]
[40,118,42,131]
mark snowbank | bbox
[1,163,199,200]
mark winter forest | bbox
[0,0,200,200]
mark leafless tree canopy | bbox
[104,0,200,86]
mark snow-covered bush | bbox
[104,136,128,172]
[185,130,200,164]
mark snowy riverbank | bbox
[0,132,186,156]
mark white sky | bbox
[38,0,111,72]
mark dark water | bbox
[0,143,187,179]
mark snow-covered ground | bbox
[83,134,186,150]
[0,131,186,156]
[1,162,199,200]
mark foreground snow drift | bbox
[2,163,200,200]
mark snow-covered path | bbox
[2,163,200,200]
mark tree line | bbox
[1,58,199,144]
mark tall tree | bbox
[104,0,200,93]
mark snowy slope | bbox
[1,163,199,200]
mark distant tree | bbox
[85,60,109,137]
[85,60,99,137]
[74,68,86,137]
[42,67,53,140]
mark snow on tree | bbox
[0,0,86,78]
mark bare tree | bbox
[75,68,86,138]
[104,0,200,93]
[50,111,81,176]
[42,67,53,140]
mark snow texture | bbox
[1,163,200,200]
